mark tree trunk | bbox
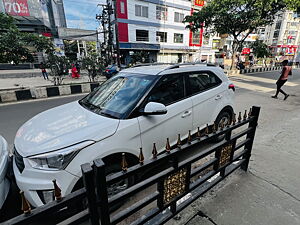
[230,40,239,70]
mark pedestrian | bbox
[75,62,81,76]
[40,62,48,80]
[71,64,80,78]
[272,60,291,100]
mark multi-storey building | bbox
[0,0,67,37]
[112,0,219,64]
[261,11,300,58]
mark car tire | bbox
[213,111,232,142]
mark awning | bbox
[120,43,160,51]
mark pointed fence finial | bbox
[121,153,128,171]
[238,112,242,123]
[166,138,171,153]
[205,124,209,136]
[243,110,247,120]
[139,148,144,165]
[188,130,192,143]
[52,179,62,201]
[212,122,217,133]
[248,108,252,118]
[177,134,181,148]
[233,113,236,125]
[152,143,158,159]
[220,120,225,130]
[196,127,201,140]
[20,191,31,214]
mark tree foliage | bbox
[0,13,54,64]
[184,0,300,67]
[250,40,271,58]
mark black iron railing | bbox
[3,106,260,225]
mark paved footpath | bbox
[0,75,93,91]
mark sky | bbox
[63,0,105,30]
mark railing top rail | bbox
[106,115,255,185]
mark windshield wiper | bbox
[100,112,118,119]
[80,99,102,110]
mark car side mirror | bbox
[141,102,167,115]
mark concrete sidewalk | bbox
[0,75,103,91]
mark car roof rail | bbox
[131,63,174,68]
[164,62,216,70]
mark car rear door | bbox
[186,71,225,133]
[137,73,193,159]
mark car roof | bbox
[121,64,171,75]
[120,63,227,80]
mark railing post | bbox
[81,163,100,225]
[94,158,110,225]
[241,106,261,171]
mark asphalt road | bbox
[1,69,300,224]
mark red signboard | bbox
[242,48,251,55]
[3,0,30,16]
[195,0,205,6]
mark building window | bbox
[174,33,183,43]
[156,31,167,42]
[156,6,168,20]
[120,1,125,14]
[174,12,184,23]
[192,32,200,44]
[136,30,149,42]
[135,5,148,18]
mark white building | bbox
[260,11,300,58]
[112,0,219,64]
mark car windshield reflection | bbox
[80,74,156,119]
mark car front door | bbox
[186,71,224,133]
[137,73,193,159]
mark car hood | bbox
[14,101,120,157]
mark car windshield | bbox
[80,74,157,119]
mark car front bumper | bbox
[13,157,79,207]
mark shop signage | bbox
[195,0,205,7]
[3,0,30,16]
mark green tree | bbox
[250,40,271,58]
[184,0,300,69]
[0,13,54,64]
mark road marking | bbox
[233,81,275,93]
[235,74,298,87]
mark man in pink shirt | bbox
[272,60,291,100]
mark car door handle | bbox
[181,111,192,118]
[215,95,222,100]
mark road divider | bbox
[0,82,104,104]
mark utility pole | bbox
[112,0,121,67]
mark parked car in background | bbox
[0,136,9,209]
[13,63,235,207]
[103,64,127,79]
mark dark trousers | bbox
[275,79,287,96]
[42,71,48,80]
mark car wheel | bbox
[106,163,135,212]
[213,111,232,142]
[71,162,135,213]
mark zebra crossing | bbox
[229,74,299,93]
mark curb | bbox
[239,65,299,75]
[0,82,104,104]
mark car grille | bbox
[14,147,25,173]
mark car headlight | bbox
[27,141,94,171]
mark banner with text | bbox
[3,0,30,16]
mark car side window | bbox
[147,74,184,106]
[187,71,222,96]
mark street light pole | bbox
[112,0,121,67]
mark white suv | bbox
[13,63,235,207]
